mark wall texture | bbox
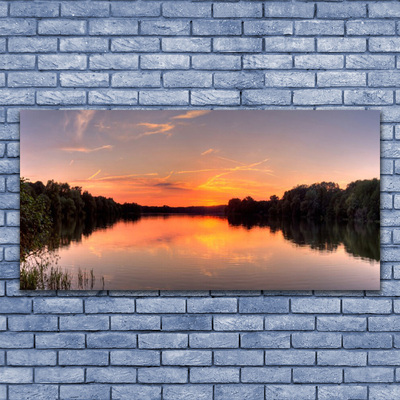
[0,0,398,399]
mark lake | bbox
[50,214,380,290]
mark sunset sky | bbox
[21,110,379,207]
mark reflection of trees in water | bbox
[227,216,380,262]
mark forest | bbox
[226,179,380,223]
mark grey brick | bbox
[370,38,400,53]
[37,90,86,105]
[318,350,366,366]
[343,333,392,349]
[163,71,211,88]
[318,38,366,53]
[214,315,263,331]
[38,55,87,70]
[35,368,84,383]
[265,385,316,400]
[111,350,159,366]
[214,350,263,366]
[189,333,239,348]
[264,2,314,18]
[162,350,211,366]
[244,21,292,36]
[346,55,395,69]
[213,3,262,18]
[163,385,212,400]
[162,315,211,331]
[0,55,35,70]
[318,71,366,87]
[0,368,32,383]
[111,38,160,52]
[11,2,59,17]
[9,37,57,53]
[214,38,262,53]
[85,298,135,313]
[60,38,109,53]
[112,385,161,400]
[162,38,211,53]
[89,90,138,105]
[243,89,291,106]
[90,19,138,35]
[90,54,138,70]
[265,315,315,331]
[62,2,110,17]
[369,3,400,18]
[60,72,109,88]
[265,37,314,52]
[318,385,367,400]
[369,350,400,366]
[36,333,85,349]
[293,367,342,383]
[7,349,56,366]
[295,55,344,69]
[345,90,393,105]
[192,55,241,70]
[345,367,393,383]
[60,315,109,331]
[8,315,57,331]
[214,384,264,399]
[241,332,290,349]
[193,20,241,36]
[347,20,395,36]
[295,20,344,36]
[60,385,110,400]
[294,89,342,105]
[265,350,315,365]
[0,19,36,36]
[111,315,160,330]
[343,299,392,314]
[141,21,189,36]
[87,332,136,349]
[266,72,315,88]
[38,19,86,35]
[59,350,109,366]
[141,54,189,70]
[163,2,210,18]
[190,367,239,383]
[139,333,187,349]
[191,90,239,106]
[292,333,341,349]
[8,72,57,88]
[138,367,187,383]
[242,367,291,383]
[86,367,136,383]
[317,3,366,18]
[317,316,366,331]
[239,297,289,313]
[140,90,188,105]
[9,385,58,399]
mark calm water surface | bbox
[54,215,380,290]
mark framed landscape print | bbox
[20,110,380,290]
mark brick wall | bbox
[0,1,398,399]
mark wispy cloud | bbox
[172,110,211,120]
[201,148,218,156]
[72,110,97,141]
[68,160,74,166]
[60,145,113,153]
[136,123,175,139]
[88,169,101,180]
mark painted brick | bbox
[89,90,138,105]
[37,90,86,105]
[190,367,239,383]
[89,19,138,35]
[345,367,394,383]
[60,72,109,88]
[369,3,400,18]
[85,298,135,313]
[214,38,262,53]
[244,21,293,36]
[111,38,159,53]
[318,38,366,53]
[139,333,188,349]
[369,350,400,366]
[346,55,395,70]
[90,54,138,70]
[0,367,32,383]
[242,367,291,383]
[8,315,57,331]
[141,21,189,36]
[60,385,110,400]
[7,349,56,366]
[265,315,315,331]
[8,72,57,88]
[111,315,160,330]
[264,2,314,18]
[0,19,36,36]
[163,71,211,88]
[265,350,315,365]
[138,367,187,383]
[344,90,393,105]
[86,367,136,383]
[38,55,87,70]
[35,368,84,383]
[10,2,59,17]
[295,55,344,69]
[213,3,262,18]
[318,386,367,400]
[162,38,211,53]
[112,385,161,400]
[265,72,315,88]
[9,37,57,53]
[110,350,159,366]
[292,333,342,349]
[59,350,109,366]
[241,332,290,349]
[141,54,189,70]
[35,333,85,349]
[265,385,316,400]
[191,90,239,106]
[292,298,341,313]
[189,333,239,348]
[293,367,343,383]
[214,350,263,366]
[163,2,210,18]
[162,315,211,331]
[214,315,263,331]
[343,299,392,314]
[193,20,241,36]
[343,333,392,349]
[214,385,264,400]
[318,350,366,366]
[192,55,241,70]
[0,55,35,70]
[62,2,110,17]
[162,350,211,366]
[9,385,58,400]
[60,315,109,331]
[296,20,345,36]
[163,385,212,400]
[141,90,189,105]
[317,3,366,19]
[317,316,367,331]
[87,332,137,349]
[347,20,396,36]
[38,20,86,35]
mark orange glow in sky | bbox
[21,110,380,206]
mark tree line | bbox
[226,179,380,223]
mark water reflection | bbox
[48,214,380,290]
